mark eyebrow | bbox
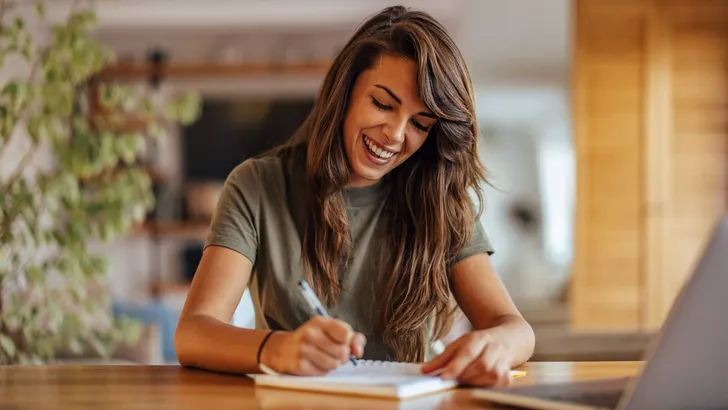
[374,84,436,118]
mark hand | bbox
[260,316,366,376]
[420,330,514,387]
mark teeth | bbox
[364,136,395,160]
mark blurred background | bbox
[1,0,725,366]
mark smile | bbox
[363,135,397,160]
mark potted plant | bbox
[0,0,200,364]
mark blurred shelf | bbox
[90,113,169,133]
[79,164,168,185]
[133,220,210,240]
[95,60,332,81]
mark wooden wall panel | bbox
[572,0,728,331]
[571,2,648,330]
[658,6,728,325]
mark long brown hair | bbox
[286,5,487,362]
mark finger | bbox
[291,355,328,376]
[482,342,507,372]
[493,359,514,387]
[302,325,351,363]
[458,357,511,386]
[440,340,488,380]
[460,359,512,387]
[350,332,367,358]
[458,352,492,382]
[458,342,505,381]
[301,343,342,372]
[421,340,461,374]
[319,318,354,344]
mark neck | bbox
[346,175,381,189]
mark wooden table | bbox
[0,362,643,410]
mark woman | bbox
[174,5,535,387]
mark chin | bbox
[353,164,386,183]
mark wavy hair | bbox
[284,5,487,362]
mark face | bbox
[342,54,437,188]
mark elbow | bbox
[494,313,536,365]
[520,317,536,363]
[174,316,196,368]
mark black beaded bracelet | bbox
[257,330,277,366]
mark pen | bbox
[297,279,358,366]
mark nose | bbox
[383,116,407,145]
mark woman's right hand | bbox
[259,316,367,376]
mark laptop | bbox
[473,216,728,410]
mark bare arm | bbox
[174,245,366,375]
[449,253,535,366]
[174,245,272,374]
[421,253,535,385]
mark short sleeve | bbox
[452,219,495,264]
[204,160,260,265]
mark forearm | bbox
[174,313,273,374]
[479,314,535,366]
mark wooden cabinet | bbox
[571,0,728,331]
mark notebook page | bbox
[258,360,523,385]
[325,360,525,382]
[252,360,527,399]
[309,360,443,385]
[329,360,424,376]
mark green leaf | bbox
[97,85,114,109]
[27,114,44,143]
[30,355,46,365]
[98,132,116,167]
[13,17,24,32]
[1,80,30,112]
[115,316,143,344]
[147,122,166,141]
[17,353,31,365]
[21,34,32,61]
[88,336,109,357]
[35,1,46,18]
[48,306,64,332]
[68,338,83,354]
[35,339,54,360]
[26,266,44,285]
[0,334,17,357]
[120,93,138,112]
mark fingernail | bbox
[425,368,445,377]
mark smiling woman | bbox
[174,5,535,388]
[343,56,437,186]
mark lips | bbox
[363,135,397,160]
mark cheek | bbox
[342,110,361,149]
[403,133,428,157]
[347,103,386,134]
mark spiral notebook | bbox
[252,360,526,399]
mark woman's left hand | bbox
[420,330,515,387]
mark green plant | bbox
[0,0,201,364]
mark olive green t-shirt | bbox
[204,147,494,361]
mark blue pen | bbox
[297,280,358,366]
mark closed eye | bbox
[372,96,431,132]
[371,97,392,111]
[412,119,430,132]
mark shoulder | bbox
[226,153,285,193]
[223,144,306,209]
